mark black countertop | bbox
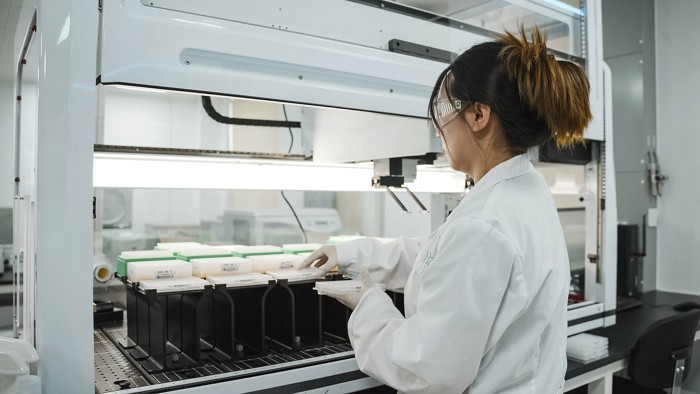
[565,291,700,380]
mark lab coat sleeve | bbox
[335,236,427,292]
[347,219,518,394]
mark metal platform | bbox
[94,322,355,393]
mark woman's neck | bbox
[470,150,517,183]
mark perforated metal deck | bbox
[94,330,150,392]
[94,323,354,393]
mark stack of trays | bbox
[207,272,273,287]
[247,254,303,273]
[567,333,609,363]
[116,250,176,278]
[139,277,209,293]
[127,260,191,282]
[191,256,253,278]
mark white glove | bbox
[318,266,373,310]
[296,245,339,275]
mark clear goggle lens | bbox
[432,98,466,127]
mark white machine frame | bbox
[12,0,616,392]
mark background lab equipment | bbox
[6,0,617,392]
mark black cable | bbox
[201,96,301,128]
[282,104,294,154]
[280,190,308,243]
[279,105,306,242]
[201,96,305,240]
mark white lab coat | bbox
[335,154,570,394]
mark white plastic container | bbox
[139,277,209,293]
[247,254,303,273]
[0,337,40,394]
[191,257,253,278]
[267,268,323,282]
[207,273,274,287]
[127,260,192,282]
[566,333,609,363]
[116,250,177,278]
[314,280,385,295]
[314,280,363,295]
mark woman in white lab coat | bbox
[298,27,591,394]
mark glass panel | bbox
[535,162,587,300]
[94,188,442,273]
[395,0,584,57]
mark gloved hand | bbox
[317,266,373,310]
[296,245,339,275]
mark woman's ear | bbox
[467,102,492,133]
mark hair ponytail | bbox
[498,26,592,148]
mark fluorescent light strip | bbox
[93,152,466,193]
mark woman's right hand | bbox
[296,245,339,275]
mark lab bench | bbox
[564,291,700,393]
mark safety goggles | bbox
[432,98,470,130]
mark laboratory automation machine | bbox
[9,0,617,392]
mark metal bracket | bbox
[587,253,602,284]
[401,186,428,213]
[384,187,407,212]
[671,358,685,394]
[382,186,428,213]
[648,150,669,197]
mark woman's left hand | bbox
[319,266,373,309]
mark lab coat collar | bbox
[464,154,534,201]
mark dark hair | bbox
[428,26,592,152]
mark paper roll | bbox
[93,260,114,284]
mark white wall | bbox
[655,1,700,295]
